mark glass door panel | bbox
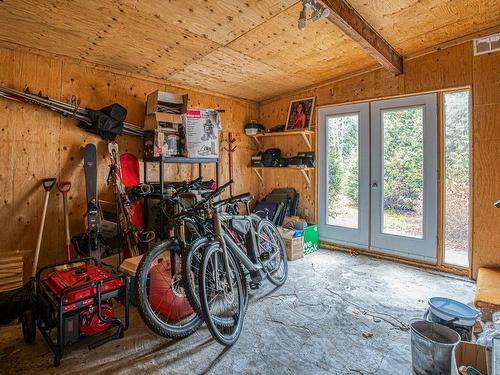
[382,107,424,238]
[326,113,359,229]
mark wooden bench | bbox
[474,267,500,321]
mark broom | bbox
[0,178,56,324]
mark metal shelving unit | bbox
[143,156,219,239]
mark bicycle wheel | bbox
[182,237,249,320]
[199,243,246,346]
[256,219,288,286]
[135,240,202,338]
[181,236,208,317]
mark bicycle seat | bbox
[213,193,254,208]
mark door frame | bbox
[317,103,370,248]
[369,93,438,262]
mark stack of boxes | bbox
[143,90,221,159]
[143,90,187,158]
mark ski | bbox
[107,142,154,259]
[0,85,143,137]
[83,143,101,261]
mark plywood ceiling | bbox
[0,0,498,101]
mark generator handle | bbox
[36,257,94,285]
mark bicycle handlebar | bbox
[171,179,234,220]
[169,176,203,199]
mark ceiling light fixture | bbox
[298,0,330,30]
[298,6,307,31]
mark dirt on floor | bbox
[0,249,475,374]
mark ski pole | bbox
[57,181,72,261]
[32,178,56,277]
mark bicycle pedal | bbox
[259,251,270,261]
[249,281,261,290]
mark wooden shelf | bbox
[249,166,314,187]
[249,130,314,151]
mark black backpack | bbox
[261,148,282,167]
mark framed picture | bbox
[285,97,315,131]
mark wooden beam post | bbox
[322,0,403,75]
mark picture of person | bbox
[286,97,315,131]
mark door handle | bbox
[371,182,378,189]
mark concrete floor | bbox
[0,249,475,375]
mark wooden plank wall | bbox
[258,42,499,278]
[472,51,500,278]
[0,47,259,271]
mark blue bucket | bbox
[428,297,480,327]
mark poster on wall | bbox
[285,97,315,131]
[183,109,220,158]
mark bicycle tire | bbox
[256,219,288,286]
[199,242,246,346]
[135,240,202,338]
[182,237,249,322]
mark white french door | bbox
[318,93,438,262]
[370,94,437,261]
[318,103,369,248]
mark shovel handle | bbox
[43,178,57,191]
[57,181,72,193]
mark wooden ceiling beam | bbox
[322,0,403,75]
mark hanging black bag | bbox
[79,103,127,140]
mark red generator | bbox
[29,258,129,367]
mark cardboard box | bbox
[146,90,187,115]
[118,255,143,306]
[183,109,220,159]
[143,128,181,158]
[451,341,490,375]
[284,236,304,261]
[144,112,183,131]
[304,223,319,255]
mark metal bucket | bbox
[410,320,461,375]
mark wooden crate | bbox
[0,252,24,292]
[284,236,304,261]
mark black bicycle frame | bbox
[215,212,262,274]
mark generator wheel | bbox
[22,310,36,344]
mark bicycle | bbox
[183,180,288,345]
[134,177,215,338]
[181,188,254,321]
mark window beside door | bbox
[443,91,471,267]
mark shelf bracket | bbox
[252,168,264,183]
[251,136,262,149]
[300,169,311,187]
[301,132,312,151]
